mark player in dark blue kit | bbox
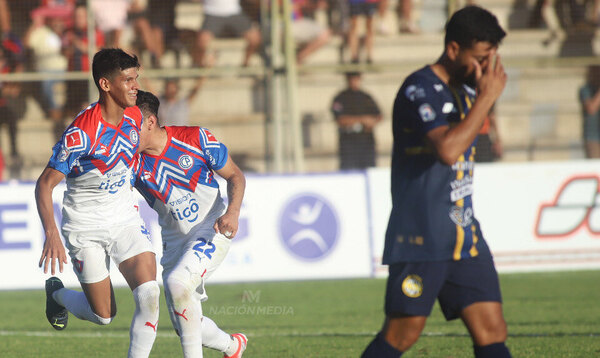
[362,6,510,358]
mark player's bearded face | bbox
[455,42,495,87]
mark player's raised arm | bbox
[35,166,67,275]
[427,53,506,165]
[213,155,246,238]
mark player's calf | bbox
[165,273,204,357]
[128,280,160,358]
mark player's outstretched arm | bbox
[35,166,67,275]
[213,155,246,238]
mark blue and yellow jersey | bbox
[382,66,491,264]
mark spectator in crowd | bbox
[146,0,179,67]
[0,28,26,178]
[30,0,74,25]
[0,146,3,180]
[62,2,104,119]
[325,0,349,63]
[529,0,561,45]
[128,0,163,68]
[25,5,68,141]
[397,0,418,33]
[194,0,261,67]
[348,0,379,63]
[579,65,600,159]
[593,0,600,25]
[347,0,378,63]
[90,0,128,48]
[292,0,331,64]
[331,71,382,169]
[474,106,502,162]
[376,0,392,35]
[0,0,10,36]
[158,77,204,126]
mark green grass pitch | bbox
[1,270,599,357]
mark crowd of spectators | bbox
[0,0,597,179]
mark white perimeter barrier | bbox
[1,161,600,289]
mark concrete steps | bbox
[4,21,594,178]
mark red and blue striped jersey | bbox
[134,126,228,242]
[47,102,144,230]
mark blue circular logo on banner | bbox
[279,193,339,261]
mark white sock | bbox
[202,316,235,353]
[128,281,160,358]
[53,288,112,324]
[166,277,203,358]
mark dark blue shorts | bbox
[349,2,378,17]
[385,255,502,320]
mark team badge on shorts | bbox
[72,259,84,273]
[402,274,423,298]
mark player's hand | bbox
[213,211,239,239]
[475,52,507,103]
[39,230,67,275]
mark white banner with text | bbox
[1,161,599,290]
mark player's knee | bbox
[165,274,193,307]
[133,280,160,315]
[387,330,420,351]
[491,319,508,342]
[477,317,508,345]
[384,326,420,351]
[384,317,425,351]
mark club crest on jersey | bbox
[419,103,436,122]
[129,129,139,145]
[65,129,84,150]
[402,275,423,298]
[178,154,193,169]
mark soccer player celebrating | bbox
[362,6,510,358]
[36,49,160,358]
[134,90,247,358]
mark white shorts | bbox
[293,18,326,44]
[63,221,155,284]
[161,229,231,302]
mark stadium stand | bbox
[0,0,596,178]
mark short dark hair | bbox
[136,90,160,122]
[444,6,506,48]
[92,48,140,90]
